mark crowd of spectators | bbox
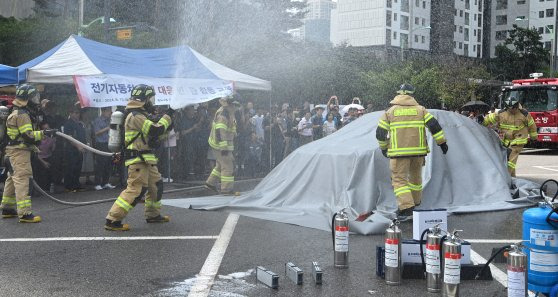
[29,95,373,193]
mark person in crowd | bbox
[297,111,313,146]
[282,109,294,158]
[178,106,199,177]
[251,109,265,141]
[63,104,86,192]
[311,106,324,140]
[195,103,211,174]
[329,105,343,129]
[41,99,65,185]
[245,131,263,177]
[326,96,339,114]
[344,107,358,126]
[246,101,255,117]
[271,113,285,167]
[105,84,173,231]
[301,101,312,114]
[1,84,56,223]
[92,107,115,190]
[32,122,56,192]
[323,112,337,137]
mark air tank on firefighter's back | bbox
[522,197,558,294]
[108,110,124,152]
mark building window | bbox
[465,28,469,41]
[496,0,507,10]
[466,0,470,9]
[539,27,544,34]
[454,41,457,49]
[540,11,545,18]
[454,25,457,32]
[386,29,392,45]
[496,30,507,40]
[546,25,554,34]
[394,13,398,21]
[393,31,397,39]
[387,0,392,8]
[401,33,409,48]
[474,14,477,21]
[402,0,409,12]
[460,10,463,17]
[474,29,477,36]
[477,30,482,42]
[415,17,419,25]
[415,35,419,43]
[517,0,526,4]
[422,36,425,43]
[422,18,426,26]
[416,0,420,7]
[459,26,463,33]
[465,12,470,25]
[478,15,482,27]
[401,15,409,30]
[423,1,426,8]
[473,45,476,52]
[496,15,507,25]
[455,9,457,16]
[459,42,463,49]
[464,44,469,56]
[386,11,392,27]
[547,9,554,18]
[545,41,552,49]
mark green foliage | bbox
[490,24,550,80]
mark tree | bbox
[490,24,549,80]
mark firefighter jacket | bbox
[483,107,537,147]
[6,98,43,151]
[376,95,446,158]
[123,101,171,166]
[208,107,236,152]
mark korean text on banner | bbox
[73,75,234,109]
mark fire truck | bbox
[500,73,558,147]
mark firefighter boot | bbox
[104,219,130,231]
[396,207,415,222]
[2,209,17,218]
[19,213,42,223]
[146,215,170,223]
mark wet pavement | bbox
[0,150,556,296]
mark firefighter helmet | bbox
[397,83,415,95]
[15,84,40,104]
[130,84,155,102]
[504,96,519,109]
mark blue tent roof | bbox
[0,64,19,86]
[18,35,270,90]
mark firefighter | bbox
[482,96,537,178]
[104,84,173,231]
[1,84,56,223]
[376,84,448,220]
[205,97,238,195]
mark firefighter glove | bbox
[440,142,448,154]
[221,150,229,156]
[381,149,388,158]
[43,129,58,138]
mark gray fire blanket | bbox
[163,110,541,235]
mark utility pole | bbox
[103,0,111,43]
[79,0,84,29]
[554,0,558,77]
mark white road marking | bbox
[188,213,240,297]
[470,249,535,297]
[534,165,558,172]
[466,239,522,244]
[0,236,218,242]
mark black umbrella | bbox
[461,100,490,113]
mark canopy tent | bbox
[0,64,19,87]
[18,35,271,91]
[163,111,541,235]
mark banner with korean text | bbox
[73,74,234,109]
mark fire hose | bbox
[29,132,209,206]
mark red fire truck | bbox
[500,73,558,147]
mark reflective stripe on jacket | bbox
[6,99,42,150]
[376,95,446,158]
[208,107,236,151]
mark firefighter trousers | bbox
[390,156,424,211]
[507,145,523,177]
[206,149,234,193]
[106,162,163,222]
[1,148,33,216]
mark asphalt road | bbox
[0,150,556,297]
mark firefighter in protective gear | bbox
[205,97,238,195]
[1,84,56,223]
[483,96,537,177]
[104,84,173,231]
[376,84,448,219]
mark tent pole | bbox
[269,92,272,170]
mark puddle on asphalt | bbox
[155,269,256,297]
